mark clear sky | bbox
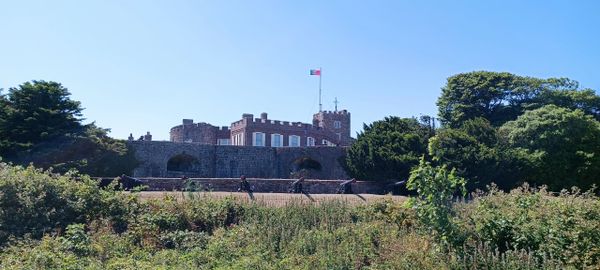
[1,1,599,140]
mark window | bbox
[336,133,341,141]
[232,133,244,145]
[322,139,335,147]
[289,135,300,147]
[334,121,342,129]
[218,139,231,145]
[253,132,265,146]
[307,137,315,146]
[271,134,283,147]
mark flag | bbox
[310,69,321,76]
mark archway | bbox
[290,157,322,178]
[167,153,201,172]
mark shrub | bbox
[406,158,466,245]
[0,163,127,245]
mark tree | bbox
[345,117,433,181]
[498,105,600,190]
[0,89,10,154]
[428,118,523,191]
[25,124,139,176]
[437,71,598,128]
[0,81,83,156]
[406,158,466,245]
[0,81,137,176]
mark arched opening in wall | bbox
[291,157,322,178]
[167,154,201,172]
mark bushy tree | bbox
[428,118,523,190]
[437,71,599,128]
[406,158,466,245]
[345,117,433,181]
[0,81,83,156]
[25,124,139,176]
[499,105,600,190]
[0,81,137,176]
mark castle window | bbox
[334,121,342,129]
[289,135,300,147]
[218,139,231,145]
[253,132,265,146]
[233,133,244,146]
[322,139,335,147]
[271,134,283,147]
[307,137,315,146]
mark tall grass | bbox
[0,163,598,269]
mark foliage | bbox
[0,81,83,156]
[25,124,139,176]
[345,116,433,181]
[437,71,599,128]
[0,162,598,269]
[0,81,137,176]
[428,118,524,190]
[499,105,600,190]
[0,164,130,245]
[406,159,466,245]
[461,185,600,268]
[433,72,600,192]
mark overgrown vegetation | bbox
[0,163,598,269]
[347,71,600,192]
[0,81,137,176]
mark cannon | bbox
[98,174,147,190]
[288,177,305,193]
[383,180,407,195]
[237,175,253,192]
[336,178,356,194]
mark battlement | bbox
[318,109,350,115]
[170,109,352,146]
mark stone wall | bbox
[114,177,386,194]
[129,141,349,179]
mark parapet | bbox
[320,109,350,115]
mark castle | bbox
[126,109,353,179]
[169,109,353,147]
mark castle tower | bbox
[312,109,351,146]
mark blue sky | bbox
[1,1,599,140]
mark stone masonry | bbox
[129,141,349,179]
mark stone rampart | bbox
[107,177,386,194]
[129,141,349,179]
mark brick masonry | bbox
[170,110,354,147]
[129,141,350,179]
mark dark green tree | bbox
[0,81,83,156]
[499,105,600,190]
[26,124,139,176]
[0,81,137,176]
[0,89,10,154]
[428,118,523,191]
[345,117,433,181]
[437,71,599,128]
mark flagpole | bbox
[319,67,322,112]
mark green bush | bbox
[0,163,598,269]
[0,163,128,245]
[462,185,600,268]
